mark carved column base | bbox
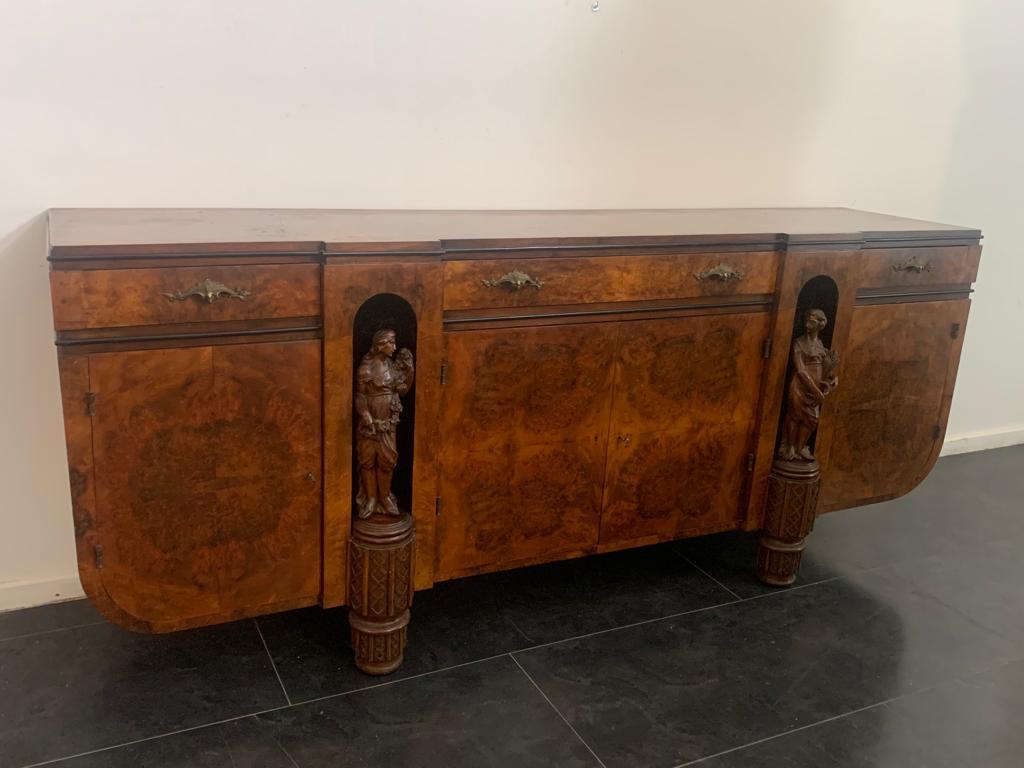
[756,459,820,587]
[348,512,414,675]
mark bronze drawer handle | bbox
[164,278,250,303]
[695,263,744,282]
[892,255,932,273]
[482,269,544,291]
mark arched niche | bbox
[793,275,838,349]
[779,275,840,455]
[352,293,418,516]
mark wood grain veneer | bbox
[46,207,981,673]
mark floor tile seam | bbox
[731,574,841,603]
[508,653,609,768]
[670,686,940,768]
[272,735,301,768]
[254,618,293,707]
[18,702,296,768]
[0,620,108,644]
[257,598,746,709]
[21,651,546,768]
[671,551,743,601]
[509,597,743,655]
[287,652,515,708]
[691,647,1024,768]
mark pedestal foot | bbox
[756,459,820,587]
[348,512,414,675]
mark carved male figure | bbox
[777,308,839,462]
[355,329,415,518]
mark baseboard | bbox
[0,575,85,613]
[941,426,1024,456]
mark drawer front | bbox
[858,246,980,291]
[51,264,320,330]
[443,251,778,311]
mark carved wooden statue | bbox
[348,327,417,675]
[777,308,839,462]
[757,307,840,586]
[354,329,415,518]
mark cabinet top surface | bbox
[48,207,980,256]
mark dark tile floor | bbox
[2,445,1022,767]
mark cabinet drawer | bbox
[858,246,980,291]
[51,264,320,330]
[443,251,778,311]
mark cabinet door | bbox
[820,300,969,511]
[437,324,617,578]
[88,340,322,626]
[600,313,770,545]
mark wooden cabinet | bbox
[62,339,322,630]
[436,312,770,575]
[600,312,769,546]
[46,208,980,672]
[820,299,970,511]
[436,323,616,578]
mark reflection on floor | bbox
[2,445,1023,767]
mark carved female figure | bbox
[354,329,415,518]
[777,308,839,462]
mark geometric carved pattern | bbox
[756,459,821,586]
[348,513,415,675]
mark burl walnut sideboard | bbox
[47,208,981,674]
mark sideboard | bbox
[47,208,981,674]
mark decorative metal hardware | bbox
[306,472,317,483]
[165,278,250,304]
[762,338,773,359]
[950,323,961,340]
[440,361,448,385]
[482,270,544,291]
[892,255,932,274]
[695,263,744,282]
[93,544,104,568]
[746,453,755,472]
[84,391,96,417]
[617,434,632,447]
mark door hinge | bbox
[762,338,773,359]
[435,496,442,516]
[440,361,448,385]
[84,392,96,417]
[93,544,104,568]
[747,453,756,472]
[933,425,943,440]
[950,323,961,340]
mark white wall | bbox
[2,0,1021,610]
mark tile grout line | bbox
[0,619,108,644]
[289,652,516,707]
[19,702,295,768]
[18,654,512,768]
[670,688,937,768]
[25,609,1017,768]
[16,566,846,768]
[273,736,301,768]
[733,575,841,603]
[674,551,743,601]
[509,653,609,768]
[254,619,293,707]
[508,598,742,655]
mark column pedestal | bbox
[756,459,820,586]
[348,513,414,675]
